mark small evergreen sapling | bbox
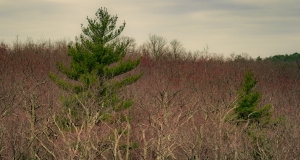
[233,69,272,126]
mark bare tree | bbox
[143,34,168,59]
[169,39,185,60]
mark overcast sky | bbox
[1,0,299,58]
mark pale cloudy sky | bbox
[1,0,299,58]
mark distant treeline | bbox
[258,52,300,62]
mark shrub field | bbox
[0,39,299,159]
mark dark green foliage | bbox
[264,52,300,62]
[49,73,83,93]
[256,56,262,61]
[234,70,272,124]
[49,7,141,125]
[241,70,257,94]
[50,7,140,89]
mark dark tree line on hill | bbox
[257,52,300,62]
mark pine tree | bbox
[234,69,272,125]
[49,7,141,125]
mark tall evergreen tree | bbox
[49,7,141,124]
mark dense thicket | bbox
[1,39,299,159]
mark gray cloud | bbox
[0,0,299,57]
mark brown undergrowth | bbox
[0,40,299,159]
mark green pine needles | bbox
[233,69,272,125]
[49,7,141,124]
